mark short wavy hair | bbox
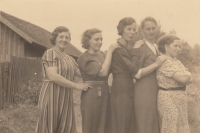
[117,17,136,36]
[157,34,180,53]
[140,17,157,29]
[81,28,101,49]
[50,26,71,45]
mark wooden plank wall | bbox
[0,56,43,107]
[0,62,9,109]
[0,23,25,63]
[0,63,2,108]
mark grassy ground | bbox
[0,72,200,133]
[187,72,200,133]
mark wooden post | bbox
[0,63,2,109]
[3,62,9,105]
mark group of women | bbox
[35,16,193,133]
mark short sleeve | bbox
[77,55,102,78]
[42,49,58,69]
[158,59,177,77]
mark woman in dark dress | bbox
[110,17,142,133]
[134,17,166,133]
[77,28,119,133]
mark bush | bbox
[14,80,42,105]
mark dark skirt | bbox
[110,74,136,133]
[81,83,110,133]
[134,75,160,133]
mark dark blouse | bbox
[138,43,158,76]
[111,42,139,77]
[77,51,107,81]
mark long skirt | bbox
[110,74,136,133]
[134,75,160,133]
[81,83,110,133]
[158,90,190,133]
[36,81,77,133]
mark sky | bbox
[1,0,200,52]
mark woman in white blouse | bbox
[134,17,166,133]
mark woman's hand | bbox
[108,43,120,53]
[74,83,93,91]
[133,40,144,48]
[154,55,167,68]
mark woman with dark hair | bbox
[134,17,166,133]
[156,34,192,133]
[77,28,119,133]
[36,26,92,133]
[110,17,142,133]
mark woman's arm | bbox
[98,44,120,77]
[136,55,167,79]
[172,72,193,85]
[46,67,92,91]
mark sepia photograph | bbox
[0,0,200,133]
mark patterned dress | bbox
[156,55,190,133]
[36,47,78,133]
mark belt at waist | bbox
[113,73,132,79]
[84,81,107,85]
[159,86,186,91]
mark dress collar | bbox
[143,39,159,55]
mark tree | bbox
[177,41,194,70]
[192,44,200,66]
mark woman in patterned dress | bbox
[36,26,92,133]
[156,34,192,133]
[134,17,166,133]
[77,28,119,133]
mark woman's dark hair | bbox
[81,28,101,49]
[140,17,157,29]
[50,26,71,45]
[117,17,136,36]
[157,34,180,53]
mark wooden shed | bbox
[0,11,82,62]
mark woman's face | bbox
[165,39,182,58]
[55,31,70,50]
[121,23,137,42]
[142,21,157,41]
[88,32,103,52]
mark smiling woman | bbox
[36,26,92,133]
[77,28,119,133]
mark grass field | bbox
[0,72,200,133]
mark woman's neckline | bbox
[53,46,65,52]
[53,47,69,56]
[162,54,177,61]
[143,38,155,45]
[86,50,99,55]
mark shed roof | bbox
[0,11,82,57]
